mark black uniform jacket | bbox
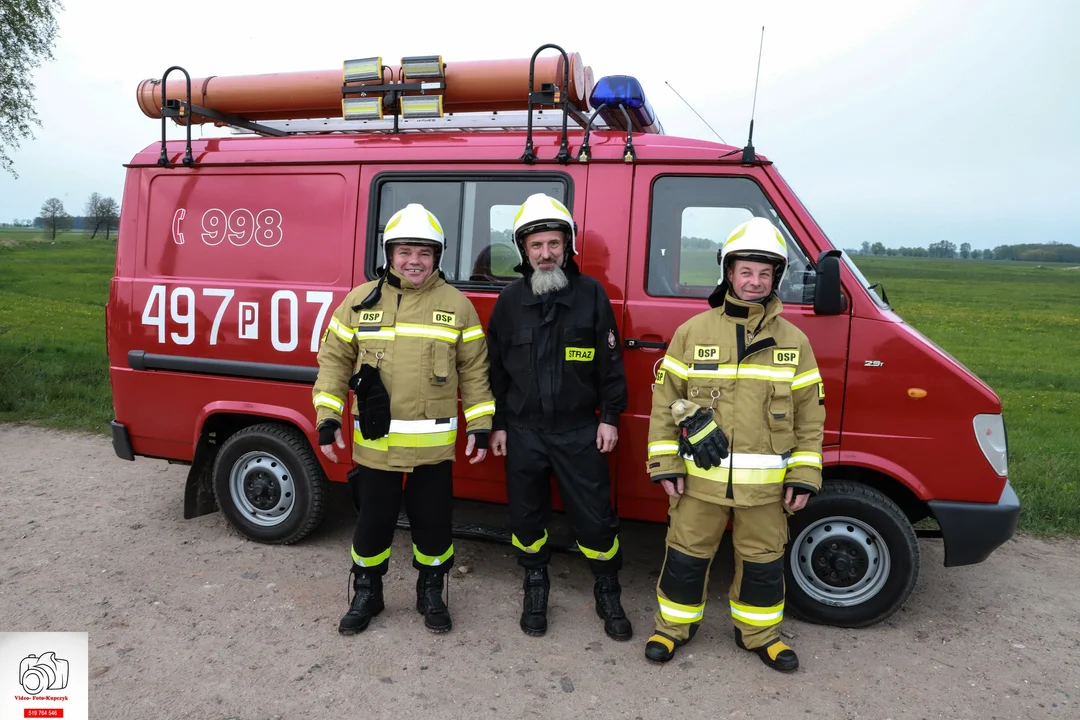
[487,271,628,433]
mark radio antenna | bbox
[664,81,726,144]
[741,25,765,164]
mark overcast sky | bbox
[1,0,1076,250]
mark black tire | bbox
[784,481,919,628]
[211,422,328,544]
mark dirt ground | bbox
[1,424,1078,720]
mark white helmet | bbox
[718,216,788,284]
[511,193,577,264]
[708,217,789,307]
[383,203,446,269]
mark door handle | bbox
[625,338,668,350]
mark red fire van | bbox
[107,46,1018,628]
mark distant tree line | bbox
[849,239,1080,263]
[2,194,121,240]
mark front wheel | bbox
[785,481,919,628]
[211,422,328,544]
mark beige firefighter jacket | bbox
[312,268,494,472]
[646,291,825,507]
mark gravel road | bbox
[1,424,1077,720]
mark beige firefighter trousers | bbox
[653,492,789,649]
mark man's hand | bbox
[490,430,507,457]
[320,425,346,463]
[660,476,685,498]
[465,433,488,465]
[783,486,811,512]
[596,422,619,453]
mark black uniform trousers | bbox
[505,422,622,575]
[348,460,455,575]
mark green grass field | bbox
[2,233,1078,535]
[0,231,115,431]
[852,256,1080,537]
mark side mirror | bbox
[814,249,847,315]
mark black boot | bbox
[338,570,384,636]
[735,629,800,672]
[645,625,698,664]
[594,574,633,641]
[520,567,550,637]
[416,570,452,633]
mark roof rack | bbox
[227,110,608,136]
[143,43,662,168]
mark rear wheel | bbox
[211,422,328,544]
[785,481,919,628]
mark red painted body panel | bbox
[109,127,1008,526]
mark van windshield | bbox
[839,251,890,310]
[779,178,891,310]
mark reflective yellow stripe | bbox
[351,546,390,567]
[787,452,823,469]
[688,452,786,469]
[792,369,823,390]
[662,355,689,380]
[687,421,717,444]
[395,323,460,343]
[687,365,738,379]
[464,401,495,421]
[658,597,705,623]
[385,418,458,433]
[577,536,619,561]
[354,427,457,450]
[461,325,484,342]
[512,531,548,554]
[685,462,786,485]
[355,326,396,341]
[648,441,680,458]
[313,392,344,413]
[648,634,676,653]
[730,600,784,627]
[738,364,796,381]
[413,543,453,567]
[687,364,796,382]
[766,641,793,661]
[328,317,356,342]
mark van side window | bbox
[646,176,816,304]
[372,176,569,287]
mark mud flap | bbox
[184,430,220,519]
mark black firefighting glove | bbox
[782,482,816,515]
[783,482,816,501]
[677,407,729,470]
[349,364,391,440]
[317,419,341,446]
[468,430,490,450]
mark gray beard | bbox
[529,264,569,295]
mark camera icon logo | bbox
[19,652,69,696]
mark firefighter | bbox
[486,193,632,641]
[643,217,825,672]
[311,203,495,637]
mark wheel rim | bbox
[229,450,296,527]
[791,515,891,607]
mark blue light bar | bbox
[589,75,663,134]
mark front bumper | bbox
[111,420,134,461]
[928,480,1020,567]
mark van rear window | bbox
[369,175,570,287]
[646,175,816,305]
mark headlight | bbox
[973,413,1008,477]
